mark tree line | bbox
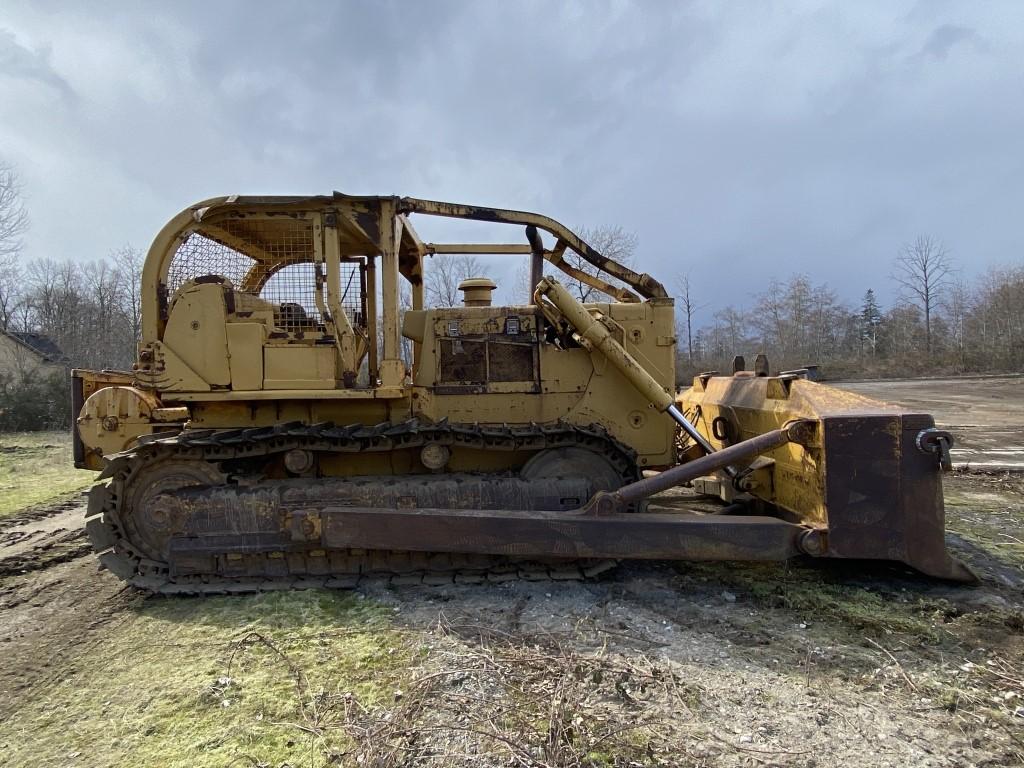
[679,236,1024,379]
[0,243,144,430]
[1,248,143,371]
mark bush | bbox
[0,368,72,431]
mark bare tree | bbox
[9,289,33,333]
[564,225,638,303]
[0,163,28,259]
[969,265,1024,371]
[880,303,927,367]
[513,258,537,302]
[750,278,788,359]
[942,278,971,370]
[112,245,144,342]
[425,254,488,307]
[675,272,705,364]
[892,235,953,354]
[713,306,748,355]
[0,163,29,331]
[0,253,20,331]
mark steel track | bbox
[85,419,640,594]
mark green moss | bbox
[0,591,411,768]
[0,432,94,518]
[585,749,616,767]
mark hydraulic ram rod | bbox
[535,277,718,456]
[666,404,717,457]
[588,419,816,514]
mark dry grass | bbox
[945,470,1024,570]
[334,615,705,767]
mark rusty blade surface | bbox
[317,506,807,561]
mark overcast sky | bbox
[2,1,1021,322]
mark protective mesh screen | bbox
[258,262,324,330]
[167,217,366,333]
[168,232,257,293]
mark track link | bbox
[85,419,639,594]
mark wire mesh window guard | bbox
[259,262,324,331]
[167,217,365,334]
[168,232,257,295]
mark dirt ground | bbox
[840,375,1024,470]
[1,377,1022,767]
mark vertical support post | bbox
[378,199,406,388]
[395,213,427,375]
[311,214,337,339]
[411,257,425,376]
[364,254,379,384]
[322,212,357,386]
[526,225,544,304]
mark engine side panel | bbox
[407,299,677,468]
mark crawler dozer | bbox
[72,193,973,593]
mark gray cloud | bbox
[0,27,75,99]
[1,1,1022,323]
[921,24,985,60]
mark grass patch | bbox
[761,577,947,640]
[0,590,412,768]
[686,562,951,644]
[944,472,1024,568]
[0,431,94,518]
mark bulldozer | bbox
[72,192,974,593]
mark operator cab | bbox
[158,220,371,391]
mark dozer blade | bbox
[676,372,975,583]
[531,278,969,581]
